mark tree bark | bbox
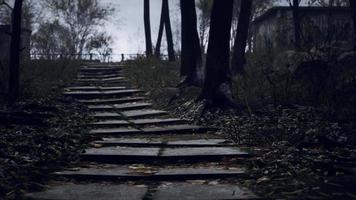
[231,0,253,75]
[8,0,23,104]
[154,0,175,61]
[291,0,301,50]
[350,0,356,51]
[144,0,153,57]
[154,0,165,58]
[180,0,203,86]
[163,0,175,61]
[199,0,235,108]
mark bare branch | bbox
[0,0,13,10]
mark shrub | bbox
[0,59,81,102]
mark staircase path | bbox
[25,64,258,200]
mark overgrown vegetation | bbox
[0,59,81,103]
[0,59,89,199]
[125,53,356,199]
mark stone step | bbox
[88,103,152,111]
[130,118,188,126]
[25,182,257,200]
[91,112,122,119]
[65,86,127,91]
[89,125,209,136]
[78,72,123,77]
[25,183,147,200]
[75,77,126,83]
[64,89,143,99]
[141,125,211,134]
[90,120,131,126]
[121,109,168,119]
[81,146,249,163]
[89,128,142,135]
[152,182,257,200]
[90,118,186,127]
[79,67,122,72]
[94,138,234,147]
[82,64,123,69]
[54,165,246,181]
[78,97,148,105]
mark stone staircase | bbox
[25,64,258,200]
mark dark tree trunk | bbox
[350,0,356,51]
[154,0,165,58]
[180,0,202,86]
[144,0,153,57]
[154,0,175,61]
[291,0,301,50]
[231,0,253,75]
[163,0,175,62]
[199,0,235,108]
[8,0,23,104]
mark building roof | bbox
[253,6,351,24]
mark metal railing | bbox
[30,53,170,62]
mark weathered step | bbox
[79,67,122,73]
[121,109,168,119]
[65,86,127,91]
[54,165,246,181]
[82,64,123,69]
[130,118,188,126]
[91,112,122,119]
[90,128,142,135]
[91,120,131,126]
[152,182,258,200]
[25,182,257,200]
[141,125,210,134]
[89,125,209,136]
[64,89,143,99]
[77,74,123,79]
[25,183,147,200]
[78,97,148,105]
[94,138,233,147]
[78,72,123,77]
[75,77,125,83]
[88,103,152,111]
[90,118,186,127]
[81,146,249,163]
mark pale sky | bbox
[101,0,181,55]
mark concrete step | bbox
[25,182,257,200]
[64,89,143,99]
[81,146,250,163]
[88,103,152,111]
[25,183,147,200]
[65,86,127,91]
[93,138,234,147]
[78,97,148,105]
[54,165,246,181]
[89,125,210,136]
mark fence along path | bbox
[25,64,258,200]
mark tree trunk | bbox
[144,0,153,57]
[180,0,203,86]
[350,0,356,51]
[163,0,175,61]
[154,0,165,58]
[231,0,253,75]
[8,0,23,104]
[199,0,235,108]
[292,0,301,50]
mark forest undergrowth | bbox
[126,57,356,199]
[0,60,91,199]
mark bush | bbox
[0,59,81,102]
[124,57,180,91]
